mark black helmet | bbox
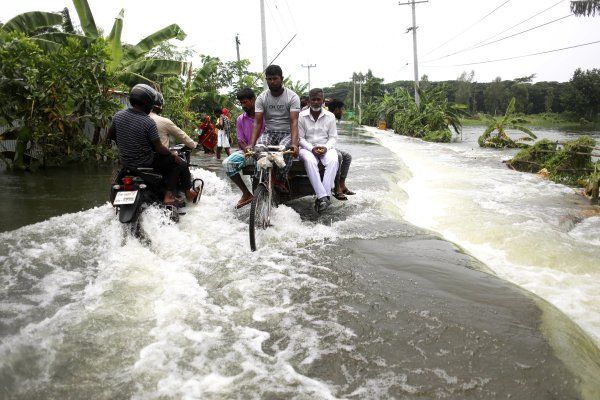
[129,84,156,114]
[153,92,164,113]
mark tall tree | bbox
[570,0,600,16]
[484,77,507,115]
[561,68,600,121]
[455,70,475,110]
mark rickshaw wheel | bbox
[249,184,270,251]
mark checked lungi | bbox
[223,151,255,177]
[255,130,294,180]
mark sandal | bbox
[333,192,348,201]
[235,196,253,209]
[343,188,356,195]
[164,198,185,208]
[187,187,201,204]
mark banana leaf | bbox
[125,59,188,77]
[72,0,99,38]
[1,12,62,34]
[191,58,220,91]
[31,37,63,52]
[106,9,124,72]
[33,32,94,47]
[127,24,187,60]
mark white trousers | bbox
[217,130,230,148]
[299,148,339,200]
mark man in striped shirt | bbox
[108,84,199,206]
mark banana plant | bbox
[478,97,537,148]
[2,0,188,84]
[283,77,308,97]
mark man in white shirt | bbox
[298,88,339,213]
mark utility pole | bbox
[358,78,363,125]
[260,0,268,89]
[235,34,241,62]
[352,75,356,115]
[399,0,428,108]
[301,64,316,92]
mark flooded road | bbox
[1,125,599,399]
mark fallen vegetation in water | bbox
[508,136,600,202]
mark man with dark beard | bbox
[222,88,264,209]
[248,64,300,193]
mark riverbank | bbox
[461,113,600,132]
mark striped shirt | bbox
[111,108,159,167]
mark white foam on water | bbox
[368,126,600,345]
[0,166,361,398]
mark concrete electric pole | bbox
[235,34,241,62]
[301,64,316,92]
[260,0,268,89]
[399,0,428,108]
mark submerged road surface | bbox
[1,125,599,399]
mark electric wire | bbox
[470,0,566,48]
[424,13,573,63]
[282,0,299,32]
[264,0,286,45]
[423,0,512,57]
[422,39,600,68]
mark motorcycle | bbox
[109,144,204,238]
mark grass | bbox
[462,113,600,131]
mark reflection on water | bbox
[0,125,598,399]
[0,164,115,233]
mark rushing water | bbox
[1,125,599,399]
[369,125,600,345]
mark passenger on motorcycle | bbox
[107,84,199,206]
[150,92,197,150]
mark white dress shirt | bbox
[298,108,337,151]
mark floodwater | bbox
[1,124,599,399]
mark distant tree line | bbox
[323,68,600,123]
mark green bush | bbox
[508,139,557,172]
[0,32,120,169]
[508,136,596,186]
[423,129,452,143]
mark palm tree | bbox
[571,0,600,16]
[478,98,537,148]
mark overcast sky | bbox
[3,0,599,87]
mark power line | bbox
[282,0,299,32]
[422,39,600,67]
[471,0,566,49]
[423,0,512,57]
[264,0,286,44]
[424,13,573,62]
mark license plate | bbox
[113,191,138,205]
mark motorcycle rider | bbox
[107,84,199,206]
[150,92,198,150]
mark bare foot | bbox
[235,193,254,209]
[164,191,176,205]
